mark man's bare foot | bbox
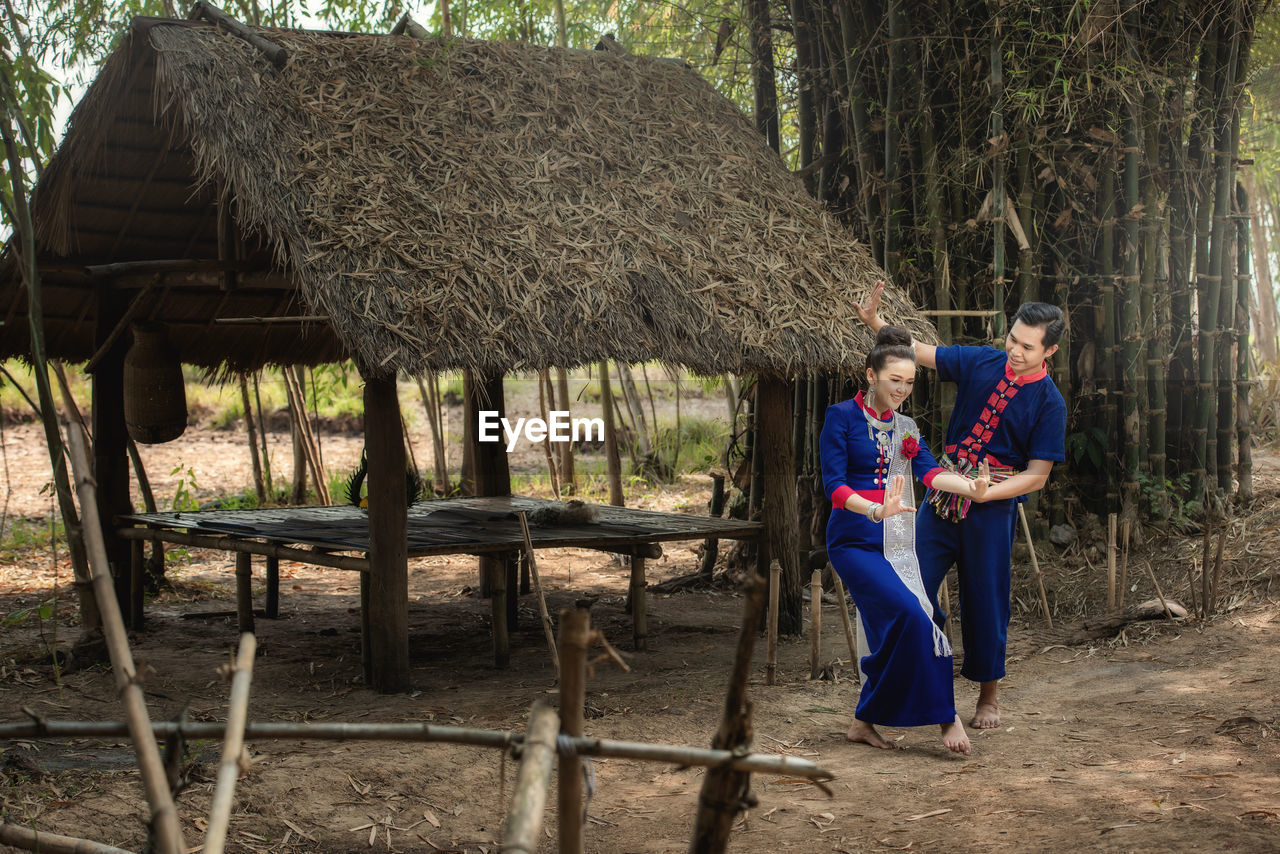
[940,715,971,755]
[970,701,1000,729]
[846,719,895,749]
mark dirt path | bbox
[2,424,1279,852]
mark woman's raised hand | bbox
[854,279,885,329]
[969,459,991,500]
[879,475,916,518]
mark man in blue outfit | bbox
[856,282,1067,729]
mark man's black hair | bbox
[1012,302,1066,347]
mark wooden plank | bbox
[117,526,370,572]
[363,372,411,693]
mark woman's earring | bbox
[867,384,876,410]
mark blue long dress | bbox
[820,391,957,727]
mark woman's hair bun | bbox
[875,325,913,348]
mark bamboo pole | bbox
[1235,179,1254,503]
[808,569,822,679]
[1017,505,1053,628]
[62,427,185,854]
[1106,513,1117,611]
[766,560,780,685]
[283,368,329,504]
[831,572,857,665]
[1141,559,1175,621]
[0,822,135,854]
[598,363,624,507]
[537,368,561,499]
[1117,518,1132,610]
[1209,523,1228,618]
[238,375,266,504]
[501,702,561,854]
[0,719,832,778]
[204,633,257,854]
[416,373,450,496]
[629,554,648,650]
[557,608,590,854]
[689,572,773,852]
[555,368,575,495]
[517,512,559,680]
[1200,511,1213,619]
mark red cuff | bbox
[831,485,855,509]
[922,467,945,489]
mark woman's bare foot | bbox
[940,715,971,755]
[847,719,895,749]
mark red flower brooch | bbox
[902,434,920,459]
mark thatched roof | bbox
[2,17,935,376]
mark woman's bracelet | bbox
[866,503,883,523]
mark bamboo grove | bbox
[747,0,1265,531]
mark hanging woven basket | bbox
[123,321,188,444]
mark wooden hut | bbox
[1,11,933,692]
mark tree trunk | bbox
[758,375,802,635]
[599,362,624,506]
[1121,93,1142,514]
[287,366,308,504]
[1236,179,1253,504]
[747,0,780,153]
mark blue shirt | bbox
[934,345,1067,470]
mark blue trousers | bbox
[915,498,1018,683]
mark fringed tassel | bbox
[932,624,952,658]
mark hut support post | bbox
[362,372,411,693]
[471,372,513,667]
[757,374,801,635]
[234,552,255,634]
[92,282,135,625]
[630,554,647,650]
[265,556,279,618]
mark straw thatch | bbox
[3,17,935,376]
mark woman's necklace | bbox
[865,399,894,487]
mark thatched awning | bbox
[2,18,934,376]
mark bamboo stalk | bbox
[690,572,775,851]
[0,718,832,778]
[808,569,822,679]
[238,375,266,504]
[1141,559,1175,621]
[555,368,575,495]
[62,428,185,854]
[766,560,780,685]
[517,512,559,680]
[416,373,450,496]
[1209,522,1227,618]
[1017,505,1053,628]
[0,822,135,854]
[283,368,329,504]
[1118,518,1132,610]
[1106,513,1117,611]
[117,526,370,572]
[190,0,288,68]
[598,362,624,507]
[557,608,590,854]
[831,572,857,665]
[1200,512,1213,619]
[536,368,561,499]
[204,633,257,854]
[500,702,560,854]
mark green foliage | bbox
[169,465,199,511]
[0,515,62,561]
[1065,427,1108,470]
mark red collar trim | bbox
[1005,361,1048,385]
[855,390,892,420]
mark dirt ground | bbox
[2,417,1280,853]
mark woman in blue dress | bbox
[821,326,990,755]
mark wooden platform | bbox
[119,496,761,673]
[121,496,760,558]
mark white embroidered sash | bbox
[855,411,951,685]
